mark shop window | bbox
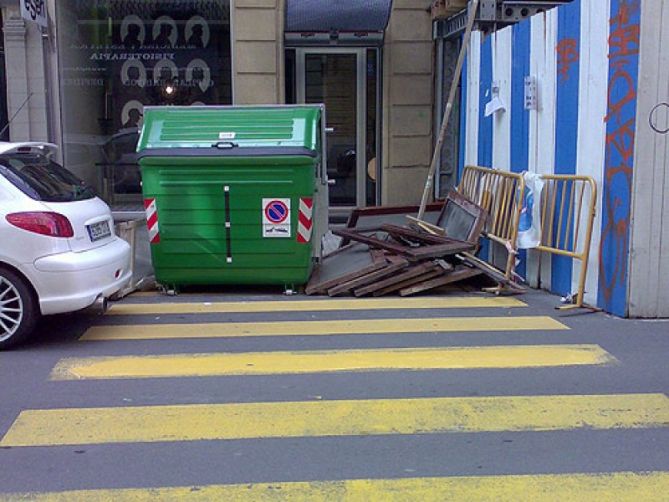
[56,0,232,206]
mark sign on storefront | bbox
[21,0,48,28]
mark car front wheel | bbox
[0,268,38,350]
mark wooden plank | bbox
[407,241,475,260]
[333,229,413,256]
[381,224,468,246]
[354,262,438,297]
[457,252,526,293]
[333,229,475,261]
[327,258,410,297]
[399,266,482,296]
[373,269,446,297]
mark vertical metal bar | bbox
[574,181,586,251]
[500,178,512,237]
[357,48,367,207]
[540,180,550,246]
[491,176,502,235]
[574,178,597,308]
[556,180,567,249]
[547,179,558,247]
[508,175,525,279]
[434,38,444,199]
[224,186,232,264]
[375,48,383,206]
[507,177,518,238]
[565,180,576,252]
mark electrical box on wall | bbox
[524,76,538,110]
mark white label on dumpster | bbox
[262,198,291,238]
[219,132,236,140]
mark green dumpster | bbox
[137,105,328,289]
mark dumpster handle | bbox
[213,141,238,149]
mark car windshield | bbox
[0,153,96,202]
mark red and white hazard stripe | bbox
[297,197,313,244]
[144,198,160,244]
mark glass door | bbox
[296,48,377,209]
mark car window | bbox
[0,153,96,202]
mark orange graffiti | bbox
[556,38,578,82]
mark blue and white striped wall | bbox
[459,0,642,316]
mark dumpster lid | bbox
[137,105,322,158]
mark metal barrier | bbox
[458,167,597,308]
[458,165,525,285]
[536,174,597,309]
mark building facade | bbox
[0,0,436,215]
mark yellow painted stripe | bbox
[4,473,669,501]
[2,394,667,447]
[81,316,567,341]
[51,344,615,380]
[108,297,527,316]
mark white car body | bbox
[0,142,132,317]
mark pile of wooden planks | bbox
[306,192,524,297]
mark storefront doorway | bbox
[293,48,380,212]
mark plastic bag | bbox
[517,172,544,249]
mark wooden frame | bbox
[332,228,475,261]
[340,203,445,246]
[436,190,489,244]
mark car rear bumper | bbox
[31,238,132,315]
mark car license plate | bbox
[87,221,111,242]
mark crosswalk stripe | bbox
[81,316,567,341]
[5,472,669,501]
[2,394,667,447]
[50,344,615,380]
[107,297,527,316]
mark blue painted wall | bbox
[598,0,641,316]
[510,21,531,279]
[551,0,581,296]
[477,36,493,260]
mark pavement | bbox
[0,288,668,500]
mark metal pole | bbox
[417,0,480,220]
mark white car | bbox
[0,142,132,348]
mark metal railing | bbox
[458,165,525,283]
[458,166,597,308]
[536,174,597,309]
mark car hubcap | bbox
[0,277,23,342]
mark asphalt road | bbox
[0,289,667,500]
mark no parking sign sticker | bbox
[262,198,291,238]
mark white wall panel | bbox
[629,0,669,317]
[527,12,558,289]
[492,27,512,172]
[574,0,610,306]
[465,31,481,166]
